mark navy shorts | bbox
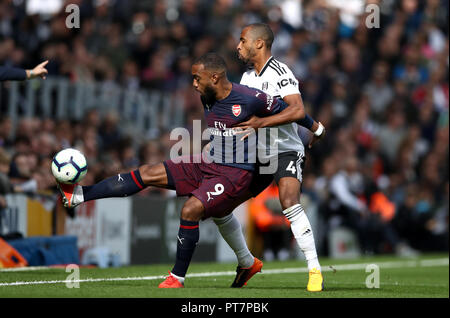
[163,154,253,219]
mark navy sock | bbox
[82,169,145,202]
[171,219,199,277]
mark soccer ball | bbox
[51,148,88,184]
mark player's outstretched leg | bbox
[58,163,168,208]
[159,196,203,288]
[278,177,323,292]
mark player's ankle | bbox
[170,272,185,284]
[307,257,321,271]
[72,185,84,205]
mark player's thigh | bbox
[274,152,305,209]
[192,173,252,219]
[273,151,305,183]
[163,157,203,195]
[138,162,170,188]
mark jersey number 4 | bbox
[286,161,296,174]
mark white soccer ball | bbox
[51,148,88,184]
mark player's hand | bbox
[233,115,263,141]
[28,60,49,79]
[308,122,325,149]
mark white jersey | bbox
[240,56,305,159]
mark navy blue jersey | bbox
[203,83,288,171]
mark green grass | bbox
[0,253,448,298]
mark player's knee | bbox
[181,200,204,221]
[279,193,299,211]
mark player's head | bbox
[237,23,274,63]
[192,53,227,100]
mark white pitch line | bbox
[0,266,59,272]
[0,257,447,287]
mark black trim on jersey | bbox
[258,56,274,77]
[273,59,287,74]
[270,60,286,75]
[270,60,282,74]
[269,64,282,76]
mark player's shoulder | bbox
[263,57,294,78]
[271,57,291,70]
[240,68,255,83]
[233,82,263,99]
[242,68,256,77]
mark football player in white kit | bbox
[213,23,325,292]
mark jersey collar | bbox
[255,56,274,77]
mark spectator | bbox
[376,108,408,166]
[0,148,13,196]
[0,148,12,212]
[363,60,395,119]
[0,60,48,81]
[248,182,292,261]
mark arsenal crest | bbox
[232,104,241,117]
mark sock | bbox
[283,204,321,271]
[81,169,145,203]
[171,219,199,278]
[170,272,185,284]
[213,214,254,268]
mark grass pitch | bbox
[0,253,448,299]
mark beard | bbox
[237,51,249,64]
[237,48,255,68]
[201,84,217,105]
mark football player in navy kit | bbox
[57,53,322,288]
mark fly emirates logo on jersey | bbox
[210,121,238,137]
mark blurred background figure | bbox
[247,182,292,261]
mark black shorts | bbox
[272,151,305,184]
[249,151,305,197]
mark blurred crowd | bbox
[1,0,448,255]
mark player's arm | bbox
[283,94,326,148]
[257,92,322,133]
[235,92,325,147]
[255,93,306,127]
[237,69,325,145]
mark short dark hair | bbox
[246,23,274,49]
[193,52,227,73]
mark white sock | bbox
[170,272,185,284]
[283,204,321,271]
[213,214,255,268]
[72,185,84,205]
